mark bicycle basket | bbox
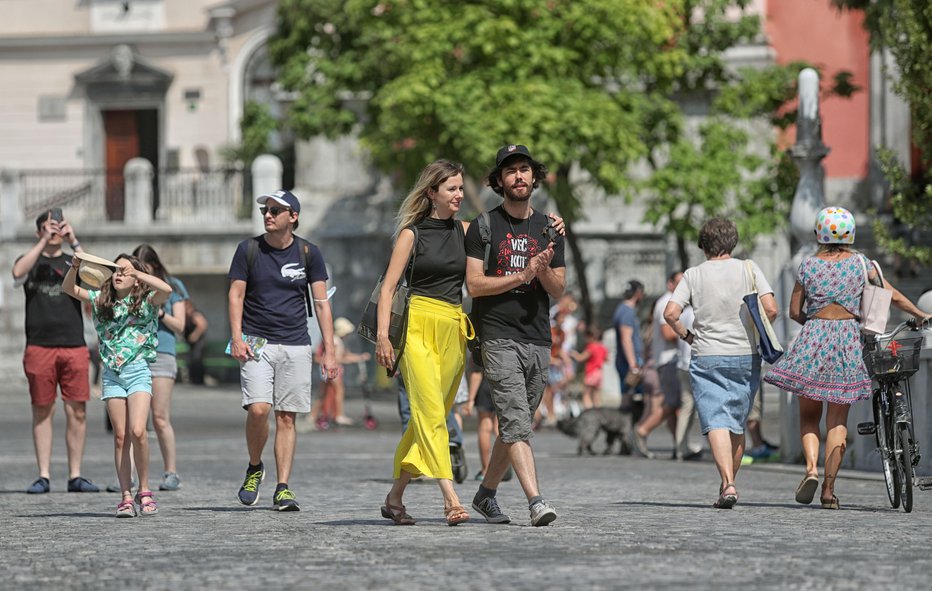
[864,336,923,379]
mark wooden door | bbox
[103,110,139,221]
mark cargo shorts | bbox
[481,338,549,444]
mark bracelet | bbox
[70,240,81,250]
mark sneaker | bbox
[502,466,514,482]
[473,470,485,481]
[26,477,50,494]
[67,476,100,492]
[740,454,754,466]
[748,444,777,461]
[629,430,655,459]
[159,472,181,491]
[107,479,136,493]
[273,487,300,512]
[237,463,265,506]
[471,495,511,524]
[529,500,557,527]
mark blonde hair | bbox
[393,160,464,239]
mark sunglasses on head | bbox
[260,205,291,217]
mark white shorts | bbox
[239,344,313,413]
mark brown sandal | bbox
[381,495,415,525]
[820,495,840,510]
[445,505,470,526]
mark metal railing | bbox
[16,167,250,226]
[155,167,248,224]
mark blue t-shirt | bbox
[613,302,643,370]
[228,235,328,345]
[156,277,189,356]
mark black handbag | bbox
[357,227,418,375]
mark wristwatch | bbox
[680,330,693,342]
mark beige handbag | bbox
[858,256,892,335]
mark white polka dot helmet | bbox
[815,206,856,244]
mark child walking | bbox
[571,326,609,409]
[64,253,172,517]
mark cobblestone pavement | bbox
[2,383,931,590]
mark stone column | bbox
[0,169,23,240]
[124,158,154,226]
[780,68,830,464]
[251,155,283,235]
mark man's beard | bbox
[503,184,532,203]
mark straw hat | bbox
[334,317,355,338]
[74,252,120,289]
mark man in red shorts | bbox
[12,210,98,493]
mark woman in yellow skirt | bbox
[376,160,474,526]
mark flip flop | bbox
[795,475,819,504]
[821,495,840,510]
[445,505,470,526]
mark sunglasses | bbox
[260,206,291,217]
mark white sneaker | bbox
[530,500,557,527]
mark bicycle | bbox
[857,319,929,512]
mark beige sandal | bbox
[445,505,470,526]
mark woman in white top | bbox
[663,218,777,509]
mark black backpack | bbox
[245,235,316,317]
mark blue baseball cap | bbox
[257,189,300,214]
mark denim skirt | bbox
[689,354,761,435]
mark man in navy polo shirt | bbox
[228,189,338,511]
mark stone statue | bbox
[788,68,830,256]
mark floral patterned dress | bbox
[89,290,159,372]
[763,254,872,404]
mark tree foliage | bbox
[268,0,841,318]
[833,0,932,264]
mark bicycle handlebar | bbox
[876,318,930,341]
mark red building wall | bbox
[764,0,871,179]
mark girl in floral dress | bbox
[764,207,930,510]
[64,253,173,517]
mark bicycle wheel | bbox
[897,422,914,513]
[873,390,900,508]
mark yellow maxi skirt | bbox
[393,296,474,480]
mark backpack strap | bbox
[246,236,260,279]
[477,211,492,273]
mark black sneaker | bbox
[67,476,99,493]
[237,463,265,506]
[471,495,511,524]
[273,487,300,512]
[27,477,50,494]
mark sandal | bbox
[795,475,819,504]
[115,499,137,518]
[380,495,415,525]
[712,483,738,509]
[444,505,470,526]
[820,495,840,510]
[134,491,159,515]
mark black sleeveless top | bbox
[409,217,466,305]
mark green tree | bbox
[220,100,279,166]
[268,0,814,319]
[833,0,932,265]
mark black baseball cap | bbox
[495,144,536,168]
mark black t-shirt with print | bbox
[228,235,329,345]
[465,206,565,345]
[21,253,85,347]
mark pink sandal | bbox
[115,499,137,518]
[134,491,159,515]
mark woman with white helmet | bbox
[764,207,930,509]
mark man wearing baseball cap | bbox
[228,189,338,511]
[12,210,99,494]
[465,145,565,526]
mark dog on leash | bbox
[557,407,632,456]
